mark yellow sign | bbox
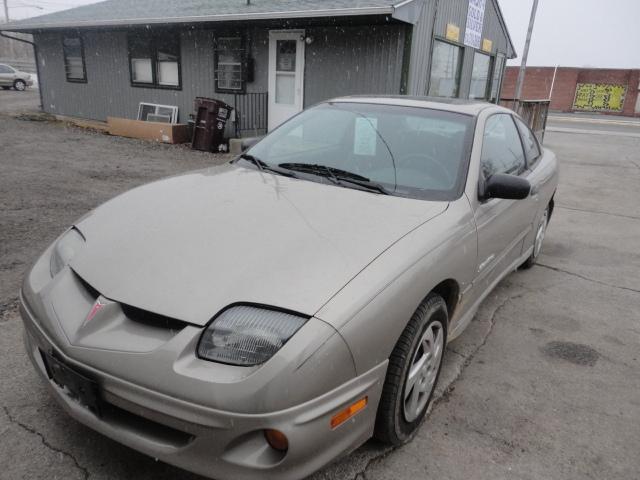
[446,24,460,42]
[574,83,627,112]
[482,39,493,52]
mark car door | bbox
[514,116,556,251]
[472,113,534,291]
[0,64,15,86]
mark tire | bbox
[13,80,26,91]
[374,293,448,445]
[520,206,549,269]
[1,86,10,90]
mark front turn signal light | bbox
[330,397,368,429]
[264,429,289,452]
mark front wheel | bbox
[374,294,447,445]
[13,80,26,91]
[521,206,549,269]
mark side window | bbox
[481,114,526,178]
[514,117,542,166]
[0,65,14,73]
[128,32,181,89]
[63,36,87,82]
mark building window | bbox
[490,54,506,103]
[215,37,245,93]
[128,33,181,89]
[62,36,87,82]
[470,51,493,100]
[428,40,463,98]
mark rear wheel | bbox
[1,86,10,90]
[521,206,549,269]
[374,294,447,445]
[13,79,26,91]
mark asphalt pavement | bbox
[0,104,639,480]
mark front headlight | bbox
[197,306,308,366]
[50,227,85,277]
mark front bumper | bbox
[20,290,386,480]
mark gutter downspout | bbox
[0,31,43,111]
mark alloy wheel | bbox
[403,320,444,422]
[533,209,549,259]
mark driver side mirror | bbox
[481,173,531,201]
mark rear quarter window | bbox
[514,117,542,167]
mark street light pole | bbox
[514,0,540,109]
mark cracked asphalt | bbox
[1,100,639,479]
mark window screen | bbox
[428,40,463,98]
[469,52,493,100]
[514,117,542,165]
[63,36,86,82]
[481,114,526,178]
[0,64,14,73]
[215,37,244,92]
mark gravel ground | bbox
[1,112,639,480]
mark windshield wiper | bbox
[279,163,369,182]
[333,176,390,195]
[278,163,390,195]
[240,154,298,178]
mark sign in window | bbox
[464,0,487,49]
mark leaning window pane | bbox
[428,41,461,98]
[132,58,153,83]
[470,52,492,100]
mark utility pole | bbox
[2,0,9,23]
[514,0,540,109]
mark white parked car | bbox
[0,63,34,91]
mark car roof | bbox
[328,95,511,116]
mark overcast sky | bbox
[4,0,640,68]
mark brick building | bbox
[501,66,640,117]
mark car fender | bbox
[315,197,477,375]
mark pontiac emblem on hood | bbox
[86,298,107,322]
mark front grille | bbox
[101,400,195,448]
[72,271,190,331]
[121,304,190,331]
[74,271,100,300]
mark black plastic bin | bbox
[191,97,233,152]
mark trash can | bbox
[191,97,233,152]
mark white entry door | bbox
[268,30,305,131]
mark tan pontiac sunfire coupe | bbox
[20,96,558,479]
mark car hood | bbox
[70,164,447,326]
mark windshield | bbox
[246,102,474,201]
